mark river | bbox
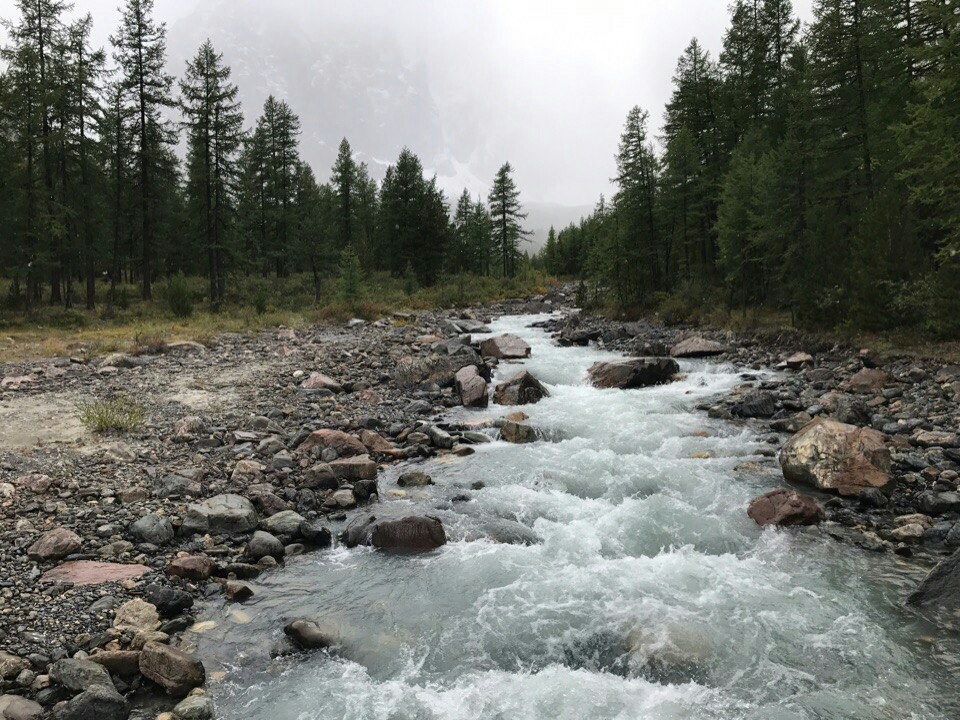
[191,313,960,719]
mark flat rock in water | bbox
[747,488,824,527]
[41,560,152,586]
[371,516,447,552]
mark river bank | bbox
[1,294,958,718]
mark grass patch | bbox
[0,271,555,363]
[76,396,146,434]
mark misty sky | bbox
[1,0,816,207]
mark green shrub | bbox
[77,395,146,434]
[164,272,194,318]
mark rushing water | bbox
[193,314,960,720]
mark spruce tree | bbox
[488,162,530,278]
[181,39,243,307]
[331,137,356,249]
[111,0,176,299]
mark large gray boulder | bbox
[494,370,549,406]
[779,418,892,496]
[130,514,175,545]
[371,516,447,552]
[54,685,129,720]
[587,358,679,389]
[50,658,114,692]
[181,494,258,536]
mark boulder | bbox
[371,516,447,552]
[747,488,824,527]
[669,337,726,358]
[27,527,81,561]
[479,333,531,359]
[0,695,42,720]
[397,471,433,487]
[300,372,342,392]
[501,421,537,444]
[907,549,960,612]
[50,658,114,692]
[54,685,129,720]
[139,642,205,697]
[779,418,892,496]
[843,368,892,393]
[181,494,258,536]
[737,391,776,419]
[283,619,335,650]
[143,584,194,618]
[785,352,814,370]
[172,695,214,720]
[587,358,679,389]
[166,556,215,581]
[262,510,306,536]
[130,514,175,545]
[298,429,366,457]
[89,651,142,678]
[455,366,489,408]
[329,455,377,481]
[113,598,160,632]
[245,531,284,561]
[494,370,550,405]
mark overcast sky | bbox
[1,0,816,207]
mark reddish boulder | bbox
[138,641,205,697]
[587,358,679,389]
[27,527,81,561]
[299,429,366,457]
[301,372,342,392]
[166,555,216,581]
[843,367,892,393]
[479,334,531,359]
[747,488,824,527]
[41,560,152,586]
[455,365,489,408]
[494,370,549,405]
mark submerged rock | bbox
[284,618,336,650]
[906,550,960,612]
[747,488,824,527]
[587,358,679,389]
[779,418,892,496]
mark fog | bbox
[3,0,815,218]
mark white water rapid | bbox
[194,313,959,720]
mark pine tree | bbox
[488,162,530,278]
[181,39,243,307]
[111,0,176,299]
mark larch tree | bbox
[488,162,530,278]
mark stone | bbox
[173,416,206,437]
[262,510,305,536]
[907,549,960,611]
[283,619,335,650]
[155,472,202,499]
[843,368,892,393]
[130,514,175,545]
[916,491,960,516]
[587,358,679,389]
[223,581,253,602]
[479,333,531,359]
[40,561,152,587]
[89,651,141,678]
[328,489,356,509]
[397,471,433,487]
[329,455,377,481]
[299,429,366,457]
[669,337,726,358]
[143,585,194,618]
[246,531,284,561]
[785,352,814,370]
[426,425,454,449]
[27,527,81,561]
[139,642,205,697]
[230,459,264,483]
[493,370,550,405]
[300,372,342,392]
[0,654,27,681]
[501,421,537,444]
[55,685,129,720]
[779,418,892,496]
[358,430,401,456]
[0,695,42,720]
[299,522,333,547]
[747,488,824,527]
[371,516,447,552]
[166,556,216,582]
[891,523,925,540]
[49,658,114,692]
[172,695,214,720]
[455,365,489,408]
[738,391,776,419]
[113,599,160,632]
[181,494,258,536]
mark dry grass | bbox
[76,395,146,434]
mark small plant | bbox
[132,331,167,356]
[164,272,194,319]
[77,395,146,434]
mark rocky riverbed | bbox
[2,294,960,719]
